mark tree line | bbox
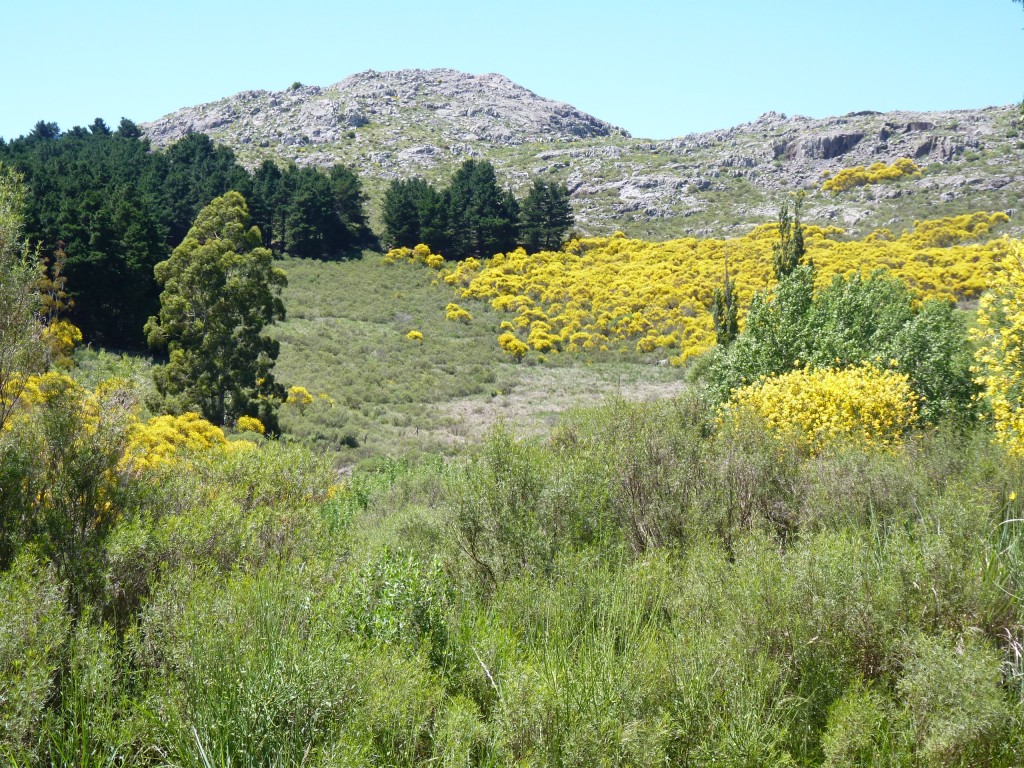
[0,121,371,348]
[0,121,576,350]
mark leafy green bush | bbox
[339,547,454,669]
[446,425,566,585]
[36,619,133,767]
[136,564,357,767]
[705,269,978,424]
[104,440,334,621]
[821,684,913,767]
[805,270,915,367]
[0,556,67,758]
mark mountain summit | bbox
[143,68,627,152]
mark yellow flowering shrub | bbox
[497,332,528,361]
[384,246,414,263]
[15,371,83,408]
[0,373,105,445]
[822,158,922,193]
[41,319,82,368]
[723,363,920,451]
[406,330,424,342]
[431,211,1012,364]
[413,243,432,261]
[4,370,241,476]
[121,412,228,472]
[236,415,265,434]
[385,243,446,269]
[9,372,113,434]
[286,385,315,408]
[445,303,473,323]
[972,242,1024,454]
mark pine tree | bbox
[382,179,422,249]
[248,160,285,252]
[445,160,519,258]
[521,180,574,252]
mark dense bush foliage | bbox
[4,382,1022,765]
[723,363,920,450]
[974,242,1024,453]
[708,266,979,423]
[3,228,1024,763]
[0,164,47,432]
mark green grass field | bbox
[271,253,687,466]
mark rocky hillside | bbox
[143,69,1024,240]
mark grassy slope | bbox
[271,253,686,465]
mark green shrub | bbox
[805,270,914,369]
[339,547,454,669]
[37,619,133,767]
[821,684,913,767]
[104,441,334,621]
[446,425,572,585]
[704,269,978,424]
[898,632,1010,765]
[888,299,978,424]
[136,564,358,767]
[0,556,68,757]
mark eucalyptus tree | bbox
[145,192,287,431]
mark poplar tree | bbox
[772,191,806,280]
[711,254,739,346]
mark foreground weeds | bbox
[3,395,1024,765]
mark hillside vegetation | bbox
[4,229,1024,763]
[4,382,1024,765]
[385,211,1010,363]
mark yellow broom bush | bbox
[822,158,922,193]
[972,242,1024,454]
[121,412,229,472]
[723,363,920,451]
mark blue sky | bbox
[2,0,1021,141]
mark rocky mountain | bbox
[143,69,626,155]
[143,69,1024,240]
